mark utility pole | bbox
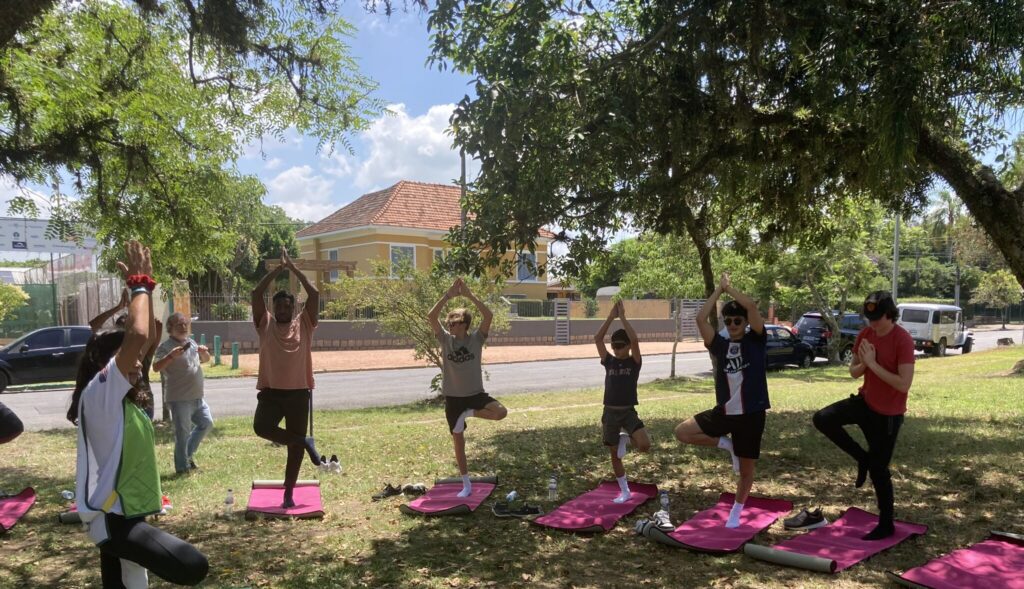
[891,217,900,300]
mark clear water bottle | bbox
[61,490,75,501]
[505,490,518,503]
[223,489,235,518]
[547,475,558,501]
[659,490,670,511]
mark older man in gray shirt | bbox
[154,312,213,474]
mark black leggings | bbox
[253,389,310,489]
[813,394,904,522]
[99,513,208,588]
[0,401,24,444]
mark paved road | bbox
[4,329,1011,431]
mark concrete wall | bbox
[192,318,683,352]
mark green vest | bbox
[115,400,162,518]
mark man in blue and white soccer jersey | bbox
[674,273,770,528]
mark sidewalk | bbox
[234,339,709,376]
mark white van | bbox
[897,303,974,356]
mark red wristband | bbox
[126,274,157,291]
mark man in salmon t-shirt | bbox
[812,291,916,540]
[251,248,322,508]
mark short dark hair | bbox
[722,300,747,319]
[611,328,630,345]
[863,291,898,320]
[272,290,295,306]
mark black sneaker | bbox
[492,502,542,519]
[783,507,828,531]
[372,483,403,501]
[402,483,427,497]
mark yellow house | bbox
[295,180,554,300]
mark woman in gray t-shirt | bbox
[427,278,508,498]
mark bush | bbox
[583,297,599,318]
[211,302,249,321]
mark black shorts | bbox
[444,393,498,433]
[602,407,645,447]
[693,407,767,459]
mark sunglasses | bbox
[447,320,465,327]
[723,317,745,326]
[610,341,628,350]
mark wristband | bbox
[126,274,157,291]
[130,286,150,297]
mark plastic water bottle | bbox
[547,475,558,501]
[61,490,75,501]
[223,489,235,518]
[659,490,670,511]
[505,490,519,503]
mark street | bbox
[2,329,1011,431]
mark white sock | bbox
[617,432,629,459]
[613,476,631,503]
[457,474,472,498]
[452,409,474,434]
[718,436,740,473]
[725,501,744,528]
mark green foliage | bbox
[972,270,1024,326]
[1,0,381,279]
[324,261,509,389]
[210,302,250,321]
[0,283,30,322]
[582,296,599,318]
[617,234,704,300]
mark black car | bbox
[765,324,816,369]
[0,326,93,391]
[792,312,866,363]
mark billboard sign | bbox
[0,218,97,253]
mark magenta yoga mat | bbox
[245,484,323,519]
[645,493,792,554]
[400,480,496,516]
[744,507,927,573]
[0,487,36,532]
[532,481,658,533]
[888,531,1024,589]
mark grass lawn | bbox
[2,348,1022,588]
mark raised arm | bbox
[594,300,618,361]
[696,285,724,348]
[114,241,153,379]
[459,278,493,338]
[283,249,319,327]
[428,280,459,337]
[89,288,128,332]
[252,251,284,328]
[617,301,642,365]
[720,273,764,335]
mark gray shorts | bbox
[601,406,645,447]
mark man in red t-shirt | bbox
[812,291,916,540]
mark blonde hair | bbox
[446,308,472,327]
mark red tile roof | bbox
[296,180,557,239]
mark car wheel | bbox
[962,338,973,354]
[934,338,947,357]
[840,346,854,365]
[800,353,813,369]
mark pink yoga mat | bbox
[0,487,36,532]
[889,532,1024,589]
[533,481,658,532]
[745,507,928,573]
[246,484,323,519]
[647,493,792,553]
[400,481,495,516]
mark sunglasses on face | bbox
[447,320,464,327]
[723,317,745,327]
[610,342,628,350]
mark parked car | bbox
[897,303,973,356]
[0,326,93,391]
[792,311,867,364]
[718,324,815,369]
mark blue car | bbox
[0,326,93,391]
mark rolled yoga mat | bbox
[886,531,1024,589]
[399,476,496,516]
[246,480,323,519]
[532,481,658,533]
[0,487,35,533]
[744,507,927,573]
[643,493,792,554]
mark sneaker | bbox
[372,483,403,502]
[633,518,652,536]
[492,502,542,519]
[652,510,675,532]
[402,483,427,496]
[783,507,828,531]
[188,458,198,470]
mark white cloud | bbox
[265,166,339,221]
[265,157,282,170]
[321,153,352,178]
[0,176,51,216]
[352,103,476,190]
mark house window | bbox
[433,248,445,264]
[328,249,339,282]
[517,252,537,281]
[390,245,415,277]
